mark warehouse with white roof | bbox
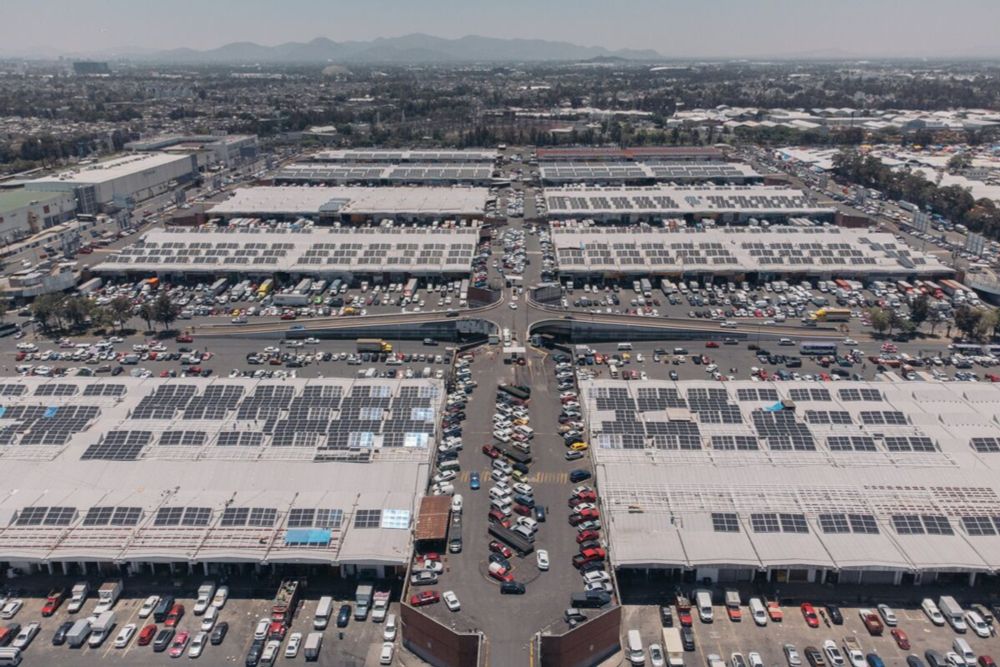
[274,163,495,186]
[551,224,953,279]
[94,225,480,279]
[544,185,834,223]
[539,162,761,185]
[310,149,497,163]
[583,379,1000,587]
[0,376,441,579]
[208,186,489,222]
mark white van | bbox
[489,487,511,501]
[490,498,513,515]
[314,596,334,630]
[438,460,461,473]
[953,637,975,663]
[748,597,767,626]
[695,590,713,623]
[626,629,645,665]
[617,342,633,351]
[0,648,21,667]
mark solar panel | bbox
[181,507,212,526]
[848,514,879,534]
[922,515,953,536]
[154,507,184,526]
[82,430,152,460]
[43,506,76,526]
[962,516,997,536]
[353,509,382,529]
[891,514,925,535]
[971,437,1000,453]
[82,506,114,526]
[711,512,740,533]
[750,513,780,533]
[818,513,850,534]
[780,513,809,533]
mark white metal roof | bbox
[208,186,489,217]
[584,379,1000,573]
[26,153,192,186]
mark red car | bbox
[569,509,600,526]
[572,490,598,503]
[677,606,693,627]
[175,335,193,343]
[489,541,513,558]
[137,624,157,646]
[40,589,66,616]
[168,631,190,658]
[860,610,883,636]
[573,547,606,569]
[268,621,286,640]
[488,509,509,525]
[482,445,501,458]
[577,529,600,544]
[979,657,998,667]
[410,591,440,607]
[890,629,910,650]
[164,603,185,628]
[800,603,819,628]
[513,504,532,516]
[422,552,442,562]
[706,341,720,348]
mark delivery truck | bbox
[93,580,122,614]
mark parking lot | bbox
[615,594,1000,667]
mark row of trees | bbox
[31,292,181,335]
[832,149,1000,241]
[871,298,1000,342]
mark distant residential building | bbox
[72,61,110,76]
[125,134,259,167]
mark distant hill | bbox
[147,34,663,64]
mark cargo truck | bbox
[271,579,300,627]
[67,582,89,613]
[66,618,92,648]
[87,611,116,647]
[371,591,390,622]
[273,292,311,307]
[938,596,967,632]
[356,338,392,353]
[304,632,323,661]
[661,627,684,667]
[193,582,216,615]
[93,580,122,614]
[355,583,374,620]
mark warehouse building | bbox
[536,146,725,162]
[544,185,834,223]
[125,134,259,167]
[0,376,441,579]
[550,224,952,280]
[273,163,495,186]
[93,224,480,280]
[0,189,77,244]
[539,162,761,186]
[208,186,489,223]
[309,149,497,163]
[582,379,1000,587]
[23,153,197,214]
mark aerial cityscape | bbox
[3,1,1000,666]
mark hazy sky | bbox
[4,0,1000,58]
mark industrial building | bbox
[273,163,495,186]
[544,185,834,223]
[0,189,77,244]
[551,224,951,279]
[207,186,489,223]
[582,379,1000,587]
[23,153,197,214]
[309,149,497,163]
[539,162,761,186]
[94,224,480,280]
[536,146,725,162]
[125,134,259,167]
[0,376,441,578]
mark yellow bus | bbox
[257,278,274,297]
[809,307,851,322]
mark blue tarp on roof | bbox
[765,402,784,412]
[284,528,331,546]
[44,406,58,418]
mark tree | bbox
[948,153,972,171]
[138,303,155,333]
[887,310,906,335]
[107,296,133,332]
[954,305,984,341]
[31,293,65,332]
[869,307,890,336]
[62,296,92,330]
[977,309,998,342]
[153,293,180,331]
[0,293,7,322]
[909,294,930,328]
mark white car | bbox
[843,338,858,346]
[188,632,207,658]
[649,643,666,667]
[536,549,550,571]
[285,632,302,658]
[876,604,897,626]
[822,639,845,667]
[509,302,518,310]
[211,586,229,609]
[432,470,456,484]
[114,623,136,648]
[583,570,610,584]
[748,653,764,667]
[139,595,160,618]
[922,598,946,625]
[11,623,38,650]
[253,618,270,641]
[0,599,22,619]
[451,494,463,513]
[380,641,395,665]
[443,591,461,612]
[966,610,991,638]
[512,483,534,496]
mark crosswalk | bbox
[457,469,568,485]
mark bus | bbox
[895,280,913,294]
[810,307,851,322]
[640,278,652,297]
[460,278,470,302]
[834,279,852,291]
[403,278,418,299]
[257,279,274,298]
[800,342,838,356]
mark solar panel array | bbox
[99,226,479,275]
[314,150,496,163]
[551,225,945,276]
[546,186,817,215]
[276,163,493,184]
[0,404,101,447]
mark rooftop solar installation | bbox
[583,379,1000,573]
[275,163,494,184]
[550,225,950,277]
[310,149,497,163]
[540,162,759,184]
[0,376,441,566]
[94,225,479,276]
